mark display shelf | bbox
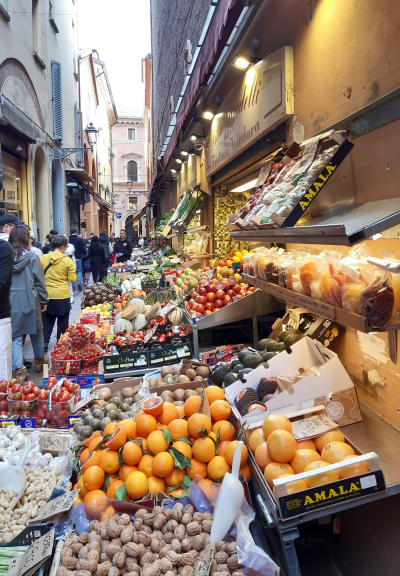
[103,367,156,381]
[242,274,400,334]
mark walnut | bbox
[140,552,155,567]
[141,566,160,576]
[126,558,140,573]
[132,532,138,544]
[160,558,173,573]
[165,550,179,566]
[232,570,244,576]
[111,539,121,548]
[88,542,101,552]
[179,553,194,567]
[79,533,89,544]
[133,518,143,530]
[191,535,205,552]
[227,555,242,571]
[164,520,178,533]
[165,572,175,576]
[190,513,201,523]
[124,543,140,558]
[106,544,121,559]
[142,525,153,534]
[121,526,134,545]
[214,572,230,576]
[189,551,198,562]
[87,550,100,564]
[118,513,130,526]
[106,521,121,539]
[174,525,185,542]
[171,503,183,522]
[163,509,173,519]
[215,542,227,553]
[180,567,193,576]
[61,557,77,570]
[209,560,217,575]
[183,505,194,515]
[153,506,163,516]
[151,539,163,554]
[226,543,236,556]
[153,514,167,530]
[100,543,109,555]
[180,539,192,553]
[108,567,120,576]
[70,542,83,556]
[180,514,192,526]
[203,534,210,548]
[135,508,148,518]
[61,548,73,560]
[137,532,152,547]
[93,562,112,576]
[112,552,126,569]
[78,547,89,561]
[162,533,174,545]
[159,545,171,559]
[126,572,141,576]
[89,533,101,544]
[98,522,106,535]
[214,552,228,564]
[101,530,109,541]
[100,554,108,563]
[75,571,92,576]
[136,543,146,558]
[201,520,212,533]
[65,536,79,547]
[56,568,71,576]
[170,539,181,554]
[186,523,200,537]
[142,513,154,526]
[153,531,164,541]
[76,559,97,573]
[217,565,228,573]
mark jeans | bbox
[12,329,44,370]
[0,318,12,380]
[72,259,83,289]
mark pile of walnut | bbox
[57,504,244,576]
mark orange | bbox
[157,424,168,430]
[176,406,185,419]
[321,441,355,464]
[172,440,192,460]
[210,400,231,421]
[290,449,321,474]
[125,471,149,500]
[119,465,138,480]
[122,442,143,465]
[217,440,231,458]
[262,414,292,440]
[83,465,105,491]
[239,463,251,481]
[136,414,157,437]
[152,451,174,478]
[105,427,127,450]
[88,437,104,454]
[184,396,202,417]
[142,396,163,416]
[98,449,121,474]
[314,430,345,453]
[192,437,215,463]
[187,414,211,439]
[100,505,115,522]
[138,454,154,477]
[273,477,307,497]
[81,451,100,472]
[107,471,120,483]
[147,475,166,498]
[264,462,294,487]
[248,428,265,453]
[338,455,370,479]
[267,430,296,463]
[295,439,317,452]
[84,490,108,517]
[107,479,124,499]
[223,441,248,466]
[205,385,225,405]
[164,468,185,487]
[147,430,169,454]
[73,493,84,506]
[254,442,274,471]
[136,436,147,451]
[77,476,89,498]
[212,420,235,442]
[186,458,207,480]
[169,488,183,497]
[158,403,179,425]
[207,456,231,482]
[304,461,339,488]
[168,419,189,440]
[118,419,137,439]
[80,448,89,465]
[208,431,217,441]
[83,430,101,448]
[135,410,145,421]
[103,422,119,437]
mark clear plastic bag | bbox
[258,250,284,284]
[359,272,394,329]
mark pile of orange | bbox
[73,385,251,517]
[248,414,370,496]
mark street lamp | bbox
[127,180,133,192]
[85,123,98,149]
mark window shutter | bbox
[75,103,83,165]
[51,60,62,140]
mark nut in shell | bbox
[78,546,89,560]
[180,567,194,576]
[153,506,163,516]
[75,571,92,576]
[126,559,139,573]
[101,530,109,541]
[112,552,126,569]
[183,504,194,515]
[61,557,78,570]
[137,532,152,547]
[140,552,155,567]
[106,544,121,559]
[151,539,163,554]
[165,550,179,566]
[142,513,155,526]
[215,542,227,553]
[77,559,97,573]
[172,503,184,522]
[94,563,112,576]
[135,508,148,519]
[192,513,202,523]
[106,521,121,539]
[118,513,131,526]
[179,553,194,567]
[180,513,192,526]
[227,555,242,571]
[153,513,167,530]
[191,535,205,552]
[186,522,200,537]
[87,549,100,564]
[201,520,212,533]
[160,558,173,573]
[108,568,120,576]
[214,552,228,564]
[79,533,89,544]
[174,525,185,541]
[121,526,134,545]
[181,539,192,553]
[162,533,174,545]
[163,509,173,520]
[210,560,218,575]
[226,542,237,556]
[170,539,181,554]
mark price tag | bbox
[194,545,215,576]
[293,140,318,175]
[29,490,80,524]
[68,415,84,429]
[72,388,99,413]
[291,414,338,440]
[39,434,70,454]
[255,163,271,187]
[160,300,181,318]
[144,324,158,344]
[13,529,55,576]
[20,418,37,429]
[177,348,186,358]
[1,419,18,428]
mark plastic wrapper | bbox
[254,247,278,280]
[359,273,394,329]
[258,249,285,284]
[243,253,257,276]
[391,273,400,323]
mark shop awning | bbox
[65,168,94,183]
[93,191,115,213]
[0,94,41,142]
[131,206,146,225]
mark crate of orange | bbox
[243,410,385,521]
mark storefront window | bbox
[1,152,23,220]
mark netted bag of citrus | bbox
[57,505,244,576]
[246,414,370,495]
[73,386,251,505]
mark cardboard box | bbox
[295,516,341,550]
[200,344,244,365]
[224,337,361,426]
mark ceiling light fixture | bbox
[231,179,258,193]
[170,168,177,174]
[180,150,189,156]
[176,158,183,164]
[202,110,214,120]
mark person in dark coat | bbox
[82,239,91,284]
[99,230,110,270]
[9,225,48,380]
[82,235,105,283]
[0,236,13,381]
[69,227,86,291]
[113,230,132,263]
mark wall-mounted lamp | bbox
[231,54,251,70]
[201,110,214,120]
[180,150,189,156]
[85,123,98,148]
[15,145,23,153]
[176,158,183,164]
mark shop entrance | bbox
[34,146,50,241]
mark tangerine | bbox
[98,449,121,474]
[295,439,317,452]
[84,490,108,517]
[106,480,124,499]
[217,440,231,458]
[338,455,370,479]
[168,419,189,440]
[119,465,138,481]
[88,437,103,454]
[264,462,294,487]
[147,430,169,454]
[187,414,211,439]
[186,458,207,480]
[172,440,192,460]
[184,396,202,417]
[157,424,168,430]
[208,431,217,441]
[103,422,119,437]
[147,475,166,498]
[198,478,213,500]
[105,427,127,450]
[321,441,355,464]
[267,430,296,463]
[164,468,185,487]
[210,400,231,421]
[205,386,225,405]
[176,406,185,419]
[207,456,231,482]
[142,396,163,416]
[135,410,145,421]
[80,448,89,465]
[192,437,215,463]
[254,442,274,471]
[239,463,251,481]
[122,441,143,465]
[138,454,154,477]
[136,414,157,437]
[314,430,345,453]
[212,420,235,442]
[158,403,179,425]
[152,451,174,478]
[83,430,101,448]
[169,488,183,497]
[100,505,115,522]
[81,451,100,472]
[118,419,137,439]
[290,449,321,474]
[77,476,88,498]
[248,428,265,453]
[72,493,84,506]
[303,460,339,487]
[262,414,292,439]
[223,441,248,466]
[83,465,105,491]
[125,471,149,500]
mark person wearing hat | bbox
[0,214,24,241]
[29,232,43,258]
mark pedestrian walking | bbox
[143,237,148,248]
[29,232,43,257]
[64,235,76,304]
[69,227,86,291]
[40,234,77,353]
[42,229,58,255]
[9,225,48,380]
[82,239,91,285]
[138,236,144,248]
[113,230,132,263]
[99,230,110,272]
[0,236,13,381]
[82,235,105,283]
[0,213,24,241]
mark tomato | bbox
[60,391,71,402]
[11,392,22,400]
[0,381,8,393]
[24,393,36,401]
[11,384,21,393]
[8,379,18,386]
[20,412,31,418]
[32,387,40,397]
[22,382,34,394]
[37,391,48,400]
[52,391,61,402]
[37,409,47,419]
[0,400,7,411]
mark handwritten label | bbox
[194,545,215,576]
[11,529,55,576]
[144,324,158,344]
[39,434,70,454]
[161,300,181,318]
[255,163,271,187]
[72,388,99,413]
[292,414,338,440]
[29,490,80,523]
[293,140,319,175]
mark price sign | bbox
[144,324,158,344]
[293,140,319,175]
[29,490,80,524]
[39,434,70,454]
[159,300,180,318]
[72,388,99,413]
[194,545,215,576]
[8,529,55,576]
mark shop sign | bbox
[205,46,294,177]
[179,154,198,195]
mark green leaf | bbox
[72,455,80,474]
[207,435,219,456]
[168,447,191,470]
[196,428,208,437]
[215,426,221,446]
[175,437,192,446]
[182,475,192,489]
[236,420,248,441]
[104,473,109,489]
[132,438,143,447]
[172,489,190,499]
[167,484,180,493]
[92,434,112,452]
[71,441,85,453]
[118,446,125,465]
[162,429,172,445]
[101,485,107,493]
[115,483,127,501]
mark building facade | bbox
[111,109,147,239]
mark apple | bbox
[233,284,241,293]
[206,292,216,302]
[198,287,207,296]
[214,299,224,308]
[176,278,183,287]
